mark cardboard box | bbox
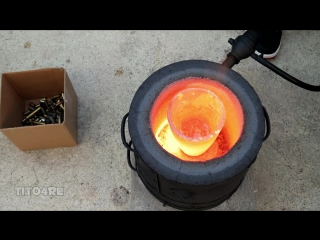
[0,68,78,151]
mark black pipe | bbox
[221,54,238,68]
[251,53,320,91]
[222,30,260,68]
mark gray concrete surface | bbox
[0,30,319,211]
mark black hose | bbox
[251,53,320,91]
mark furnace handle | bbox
[127,140,137,172]
[121,112,135,152]
[263,106,271,142]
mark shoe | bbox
[253,30,282,59]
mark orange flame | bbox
[150,77,244,162]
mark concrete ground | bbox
[0,30,319,211]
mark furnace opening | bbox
[150,77,244,162]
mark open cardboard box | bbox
[0,68,78,151]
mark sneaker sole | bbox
[255,42,281,59]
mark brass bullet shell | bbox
[40,98,48,109]
[23,110,31,115]
[33,121,45,125]
[22,107,41,122]
[51,95,61,101]
[29,102,36,107]
[48,116,55,124]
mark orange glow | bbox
[150,77,244,162]
[167,88,226,156]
